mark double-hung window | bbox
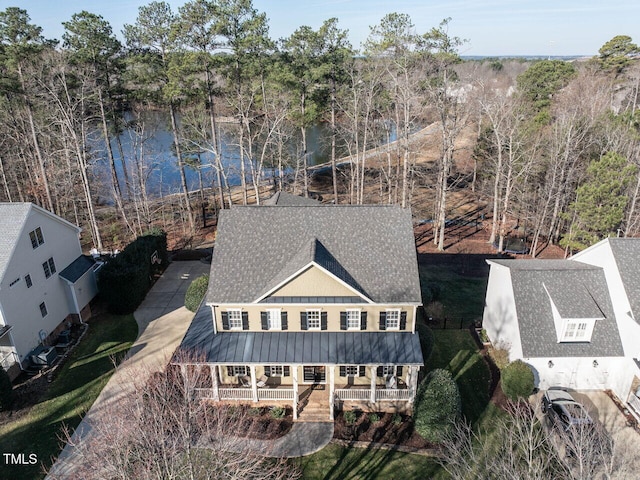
[306,309,321,330]
[29,227,44,249]
[43,257,56,279]
[346,309,361,330]
[227,309,243,330]
[267,309,281,330]
[381,366,395,376]
[229,365,247,376]
[385,309,400,330]
[344,366,360,376]
[39,302,48,317]
[25,274,32,288]
[562,320,591,342]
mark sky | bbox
[5,0,640,57]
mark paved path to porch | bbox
[47,260,210,479]
[212,421,335,458]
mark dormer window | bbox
[561,319,595,342]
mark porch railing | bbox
[335,388,413,402]
[219,388,253,400]
[335,389,371,401]
[258,388,295,400]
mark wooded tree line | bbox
[0,2,638,254]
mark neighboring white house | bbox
[482,238,640,419]
[0,203,99,379]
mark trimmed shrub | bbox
[98,230,168,314]
[414,369,461,443]
[501,360,535,401]
[270,406,286,419]
[344,410,357,425]
[368,413,381,423]
[0,366,13,411]
[392,413,403,425]
[185,275,209,312]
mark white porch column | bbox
[249,365,258,402]
[408,366,419,404]
[412,305,417,334]
[292,365,299,420]
[211,305,218,335]
[329,365,335,420]
[210,365,220,401]
[370,366,377,404]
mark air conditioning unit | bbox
[30,345,58,366]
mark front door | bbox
[303,365,326,384]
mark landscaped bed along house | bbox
[175,192,424,421]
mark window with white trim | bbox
[381,365,395,376]
[267,365,284,377]
[306,309,321,330]
[25,274,32,288]
[346,309,361,330]
[39,302,48,317]
[386,309,400,330]
[344,365,360,376]
[227,309,242,330]
[29,227,44,249]
[230,365,247,376]
[267,309,281,330]
[562,320,590,342]
[42,257,56,279]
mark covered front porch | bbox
[186,363,420,421]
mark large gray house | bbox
[176,200,424,421]
[0,203,98,379]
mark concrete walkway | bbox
[48,260,210,478]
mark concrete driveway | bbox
[47,260,210,478]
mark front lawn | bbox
[0,313,137,480]
[295,444,445,480]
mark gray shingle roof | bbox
[262,191,321,206]
[207,205,422,304]
[59,255,95,283]
[492,259,624,358]
[0,203,33,283]
[176,304,424,365]
[607,238,640,320]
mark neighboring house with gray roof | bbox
[0,203,98,379]
[483,239,640,418]
[176,203,424,421]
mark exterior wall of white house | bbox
[526,356,635,400]
[482,262,523,359]
[69,268,98,317]
[572,240,640,358]
[0,207,82,364]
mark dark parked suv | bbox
[542,389,593,431]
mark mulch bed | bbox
[233,406,294,440]
[333,411,433,450]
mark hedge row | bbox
[185,275,209,312]
[98,229,168,314]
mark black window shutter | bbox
[340,311,347,330]
[361,312,367,330]
[242,311,249,330]
[359,366,366,377]
[400,311,407,330]
[283,366,290,377]
[300,312,307,330]
[321,312,328,330]
[377,366,384,377]
[339,366,346,377]
[265,366,271,376]
[261,312,268,330]
[222,312,229,330]
[226,366,233,376]
[281,311,288,330]
[397,366,404,377]
[379,312,387,330]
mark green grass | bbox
[295,444,445,480]
[0,314,138,480]
[420,265,488,322]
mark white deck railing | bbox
[0,350,17,370]
[376,389,413,401]
[219,388,253,400]
[258,388,295,400]
[335,389,371,401]
[335,388,413,402]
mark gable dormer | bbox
[543,282,605,343]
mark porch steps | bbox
[297,388,331,422]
